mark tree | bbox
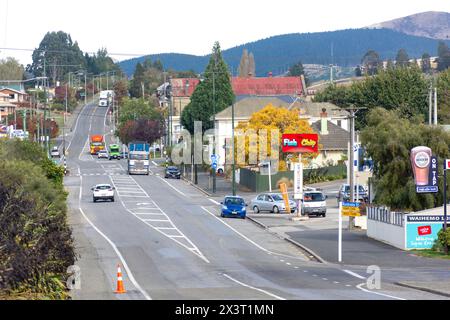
[437,69,450,124]
[361,50,381,76]
[113,79,129,105]
[119,119,164,145]
[314,66,429,129]
[421,53,431,74]
[85,48,122,76]
[235,104,319,171]
[129,62,145,98]
[118,98,161,125]
[395,48,410,68]
[0,57,24,80]
[437,41,450,71]
[361,107,450,211]
[181,42,234,134]
[238,49,256,77]
[27,31,85,85]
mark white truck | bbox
[98,90,114,107]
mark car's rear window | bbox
[96,185,111,190]
[304,193,325,202]
[225,198,244,206]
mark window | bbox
[337,120,342,127]
[225,197,244,206]
[257,195,265,201]
[304,193,326,202]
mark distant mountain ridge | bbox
[119,28,450,78]
[369,11,450,40]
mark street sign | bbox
[282,134,319,153]
[445,159,450,170]
[210,154,219,164]
[341,201,361,217]
[294,162,303,200]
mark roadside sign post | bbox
[444,159,450,254]
[294,157,303,217]
[339,201,361,262]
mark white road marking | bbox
[109,174,210,264]
[343,269,366,280]
[209,199,220,205]
[356,283,406,300]
[156,176,186,197]
[77,169,151,300]
[152,161,158,166]
[222,273,285,300]
[201,206,305,260]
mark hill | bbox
[369,11,450,40]
[119,28,450,77]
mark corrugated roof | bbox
[215,96,302,119]
[311,120,349,151]
[292,101,349,118]
[232,77,303,96]
[170,78,200,97]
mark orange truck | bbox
[90,135,105,155]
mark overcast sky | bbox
[1,0,449,65]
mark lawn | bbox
[411,250,450,260]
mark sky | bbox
[1,0,449,66]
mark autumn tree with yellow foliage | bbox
[234,104,319,171]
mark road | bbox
[63,101,444,300]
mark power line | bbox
[0,47,152,58]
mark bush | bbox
[436,228,450,253]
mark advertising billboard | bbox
[405,216,449,249]
[282,134,319,153]
[410,146,438,193]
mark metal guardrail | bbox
[366,206,405,227]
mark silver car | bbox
[250,193,297,214]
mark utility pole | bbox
[232,101,236,196]
[429,83,433,126]
[336,105,366,230]
[212,59,217,194]
[434,87,438,126]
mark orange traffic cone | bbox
[114,264,127,294]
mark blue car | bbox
[220,196,247,219]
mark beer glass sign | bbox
[410,146,438,193]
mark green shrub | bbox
[436,228,450,253]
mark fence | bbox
[366,206,406,227]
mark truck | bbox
[128,141,150,175]
[98,90,114,107]
[90,135,105,155]
[108,144,121,160]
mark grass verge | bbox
[411,250,450,260]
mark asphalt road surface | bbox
[63,102,445,300]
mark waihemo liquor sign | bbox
[282,134,319,153]
[410,146,438,193]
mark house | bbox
[291,102,349,131]
[0,87,28,104]
[232,76,305,97]
[157,78,201,144]
[0,93,16,124]
[310,110,350,167]
[213,97,349,170]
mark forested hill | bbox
[119,28,450,77]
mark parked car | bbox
[251,193,297,214]
[98,149,109,159]
[91,184,115,202]
[301,191,327,217]
[165,166,181,179]
[50,146,60,158]
[337,184,368,204]
[220,196,247,219]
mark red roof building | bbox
[170,78,201,97]
[231,76,304,96]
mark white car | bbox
[97,150,109,159]
[91,184,115,202]
[50,146,60,158]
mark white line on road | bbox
[222,274,285,300]
[156,176,186,197]
[209,199,220,205]
[152,161,158,166]
[356,283,406,300]
[78,171,151,300]
[343,269,366,280]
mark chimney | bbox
[320,108,328,135]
